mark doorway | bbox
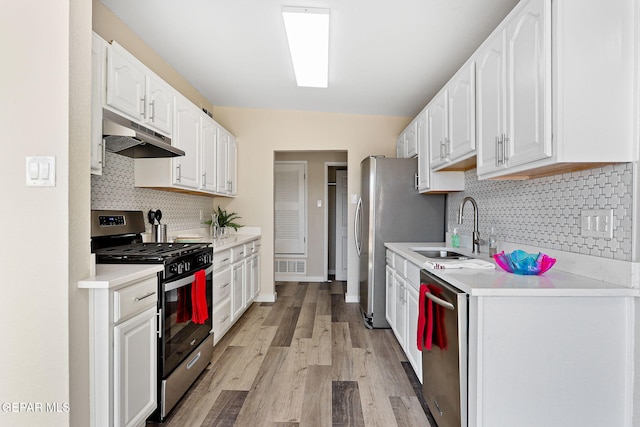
[273,151,347,282]
[327,164,348,281]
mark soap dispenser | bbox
[488,227,497,256]
[451,228,460,248]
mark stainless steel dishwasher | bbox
[420,269,468,427]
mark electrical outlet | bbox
[581,209,613,239]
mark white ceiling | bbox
[99,0,520,118]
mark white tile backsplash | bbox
[447,163,633,261]
[91,152,214,234]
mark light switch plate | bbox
[25,156,56,187]
[581,209,613,239]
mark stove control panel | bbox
[98,215,126,226]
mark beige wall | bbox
[213,107,410,300]
[1,0,91,425]
[275,151,348,280]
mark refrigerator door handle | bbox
[354,196,363,256]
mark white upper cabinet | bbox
[91,33,106,176]
[105,41,173,137]
[446,62,476,165]
[476,0,635,179]
[428,92,448,169]
[200,115,218,193]
[476,0,551,178]
[216,127,237,196]
[405,121,418,158]
[172,94,201,190]
[417,105,465,193]
[429,61,476,171]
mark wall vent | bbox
[274,259,306,274]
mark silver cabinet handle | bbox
[202,173,206,186]
[497,134,504,166]
[140,96,146,117]
[149,100,155,122]
[220,315,229,323]
[176,163,181,182]
[135,291,156,302]
[503,134,510,163]
[220,282,230,289]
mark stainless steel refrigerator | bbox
[356,156,446,328]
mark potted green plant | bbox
[215,206,243,231]
[204,206,243,238]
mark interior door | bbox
[274,162,307,254]
[334,170,348,281]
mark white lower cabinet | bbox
[114,306,158,427]
[85,273,159,427]
[385,250,422,382]
[213,237,261,344]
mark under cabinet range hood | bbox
[102,109,185,158]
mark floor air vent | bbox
[274,259,306,274]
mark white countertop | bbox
[78,264,163,290]
[385,242,639,297]
[210,233,261,252]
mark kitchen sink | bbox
[410,248,470,260]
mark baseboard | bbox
[345,294,359,303]
[254,292,277,303]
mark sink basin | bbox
[410,248,470,260]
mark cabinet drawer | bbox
[386,250,395,268]
[230,245,246,262]
[213,249,231,270]
[212,267,231,302]
[212,298,232,344]
[114,276,158,323]
[406,262,420,287]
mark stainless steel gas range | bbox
[91,210,214,421]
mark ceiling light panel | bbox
[282,7,330,88]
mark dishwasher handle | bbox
[424,291,455,311]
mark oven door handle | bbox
[164,265,213,292]
[424,292,455,311]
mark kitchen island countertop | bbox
[385,242,639,297]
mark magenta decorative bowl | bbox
[493,250,556,275]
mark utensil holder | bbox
[152,224,167,242]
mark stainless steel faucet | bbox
[458,196,481,254]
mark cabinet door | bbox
[172,95,200,189]
[447,62,476,163]
[416,110,430,191]
[476,28,507,176]
[106,43,146,121]
[405,121,418,158]
[200,116,218,193]
[405,284,422,383]
[393,274,406,348]
[385,266,395,328]
[113,306,157,427]
[428,93,448,169]
[227,135,237,195]
[396,133,406,158]
[216,131,229,194]
[91,33,105,176]
[231,261,245,320]
[146,76,173,136]
[505,0,551,169]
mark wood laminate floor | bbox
[149,280,435,427]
